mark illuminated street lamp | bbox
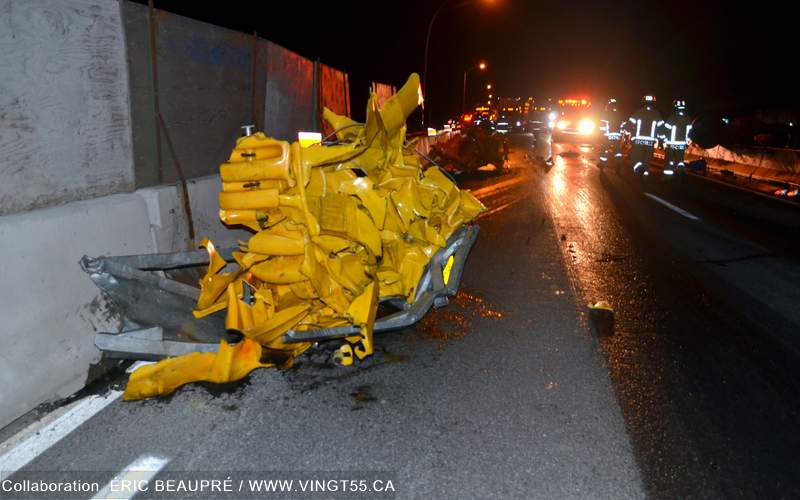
[462,61,487,113]
[486,83,492,90]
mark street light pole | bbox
[422,0,453,126]
[462,62,486,114]
[422,0,494,125]
[462,70,468,114]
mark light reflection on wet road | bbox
[537,138,800,498]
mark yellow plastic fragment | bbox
[246,229,306,255]
[243,303,310,345]
[194,238,241,317]
[123,339,269,401]
[125,73,487,399]
[219,189,279,210]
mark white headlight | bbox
[577,119,595,135]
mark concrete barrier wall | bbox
[0,0,134,215]
[688,144,800,174]
[123,3,349,186]
[0,174,248,429]
[319,63,350,137]
[263,42,316,142]
[0,0,354,429]
[372,82,397,109]
[415,132,455,158]
[123,2,262,187]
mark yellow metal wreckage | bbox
[124,74,485,400]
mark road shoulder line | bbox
[644,192,701,221]
[0,390,122,476]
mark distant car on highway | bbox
[551,97,600,143]
[496,97,526,134]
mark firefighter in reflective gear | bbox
[599,98,623,166]
[626,95,663,175]
[661,99,692,175]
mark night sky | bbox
[144,0,799,124]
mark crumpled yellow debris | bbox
[123,339,269,400]
[124,73,485,399]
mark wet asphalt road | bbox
[9,135,800,498]
[543,138,800,498]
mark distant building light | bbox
[298,131,322,148]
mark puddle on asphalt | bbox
[415,289,504,347]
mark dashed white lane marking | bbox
[93,454,170,500]
[0,390,122,475]
[644,193,701,221]
[471,176,526,200]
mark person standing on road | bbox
[626,95,663,175]
[599,98,624,166]
[661,99,693,175]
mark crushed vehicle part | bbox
[86,226,477,357]
[83,73,485,400]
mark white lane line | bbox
[0,390,122,475]
[93,454,170,500]
[476,199,522,219]
[644,193,701,221]
[470,176,526,200]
